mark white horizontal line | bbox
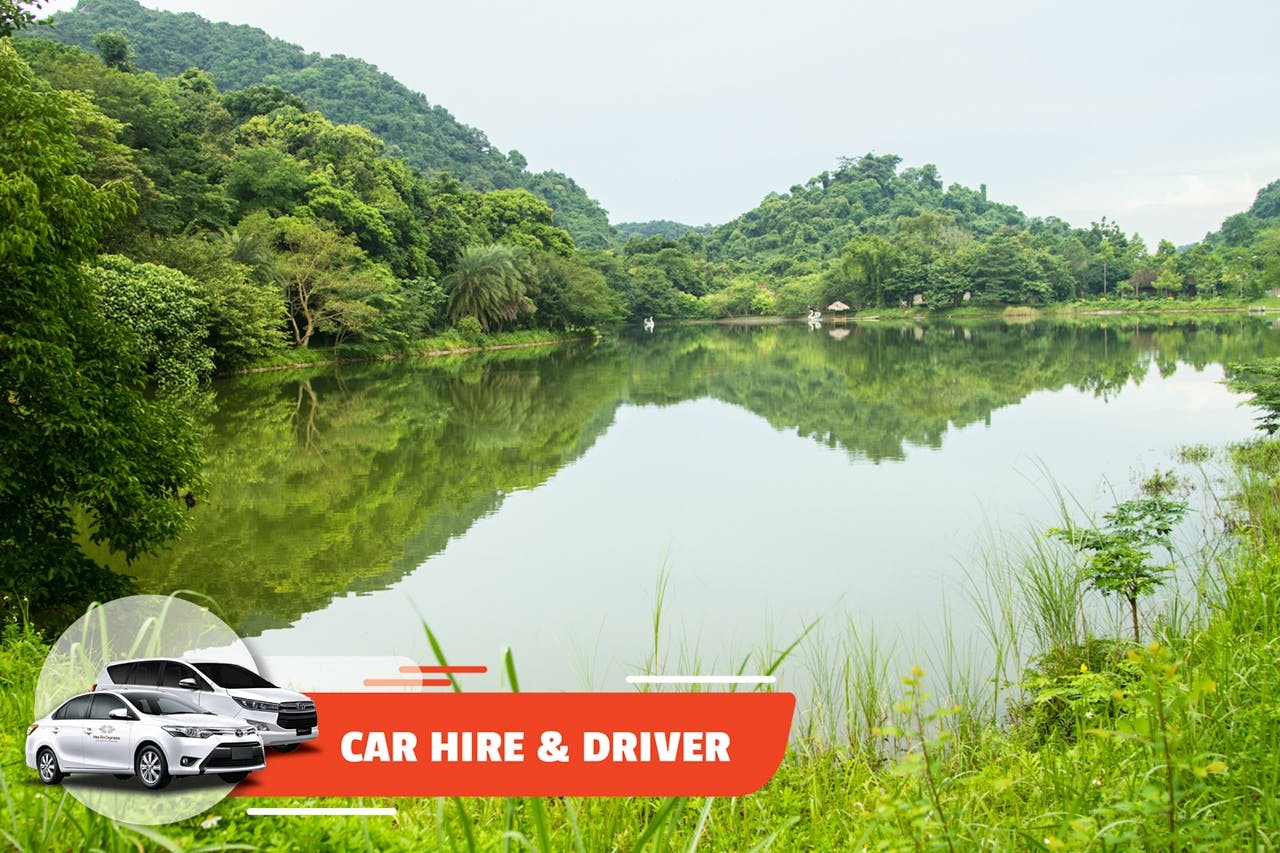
[626,675,776,684]
[247,808,397,817]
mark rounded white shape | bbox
[36,595,256,824]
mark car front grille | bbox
[200,741,264,771]
[277,701,317,732]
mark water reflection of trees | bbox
[123,343,627,631]
[623,318,1279,462]
[123,319,1279,631]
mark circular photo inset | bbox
[32,595,259,825]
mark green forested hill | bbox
[614,220,708,242]
[27,0,615,247]
[695,154,1028,274]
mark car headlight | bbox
[163,725,215,738]
[234,697,280,713]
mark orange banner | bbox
[231,692,794,797]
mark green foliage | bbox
[220,83,306,122]
[1018,639,1135,744]
[872,667,962,851]
[613,220,706,242]
[26,0,613,248]
[0,41,201,629]
[0,0,41,36]
[1051,496,1189,643]
[1227,357,1280,435]
[454,315,483,343]
[836,232,900,307]
[443,243,534,332]
[527,251,623,330]
[261,213,398,347]
[134,231,289,369]
[478,188,575,257]
[225,146,310,216]
[91,29,131,71]
[84,254,215,392]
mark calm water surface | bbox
[124,318,1280,692]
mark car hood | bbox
[155,712,257,729]
[228,688,311,705]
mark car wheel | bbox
[135,745,172,790]
[218,771,249,783]
[271,743,301,753]
[36,747,63,785]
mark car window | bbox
[130,659,163,686]
[122,692,203,716]
[160,661,208,690]
[106,662,135,685]
[53,694,93,720]
[192,662,277,690]
[87,693,128,720]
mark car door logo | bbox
[93,724,121,743]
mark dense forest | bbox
[3,0,1280,624]
[25,0,617,248]
[17,0,1280,339]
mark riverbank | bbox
[227,329,598,376]
[3,430,1277,849]
[695,296,1280,325]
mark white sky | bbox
[40,0,1280,244]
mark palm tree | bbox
[442,243,533,332]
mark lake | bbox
[122,317,1280,697]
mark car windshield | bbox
[191,662,277,689]
[121,692,204,716]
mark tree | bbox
[92,30,133,72]
[225,146,310,216]
[221,84,307,123]
[84,254,215,393]
[0,42,202,627]
[442,243,534,332]
[0,0,42,36]
[1151,265,1183,299]
[965,234,1050,305]
[478,188,575,257]
[266,215,396,346]
[139,231,289,369]
[527,252,622,330]
[1051,497,1187,643]
[838,234,900,307]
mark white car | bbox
[95,658,318,751]
[26,690,265,790]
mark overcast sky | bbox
[41,0,1280,244]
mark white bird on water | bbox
[643,315,655,331]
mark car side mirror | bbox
[178,677,199,690]
[108,708,132,720]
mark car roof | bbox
[103,656,206,665]
[47,690,134,712]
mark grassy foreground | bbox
[3,441,1279,850]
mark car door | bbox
[49,694,93,771]
[82,693,134,772]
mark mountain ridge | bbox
[28,0,616,248]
